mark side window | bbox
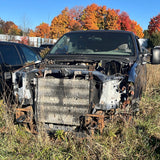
[0,45,22,65]
[20,46,38,62]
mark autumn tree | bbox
[28,29,36,37]
[143,14,160,47]
[119,12,132,31]
[96,5,107,29]
[148,13,160,35]
[130,20,144,38]
[68,6,84,31]
[34,22,50,38]
[81,4,117,30]
[68,19,82,31]
[118,12,144,38]
[3,21,15,34]
[8,24,21,35]
[50,8,71,39]
[69,6,84,21]
[104,9,120,30]
[49,4,144,39]
[81,3,99,30]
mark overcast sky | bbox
[0,0,159,31]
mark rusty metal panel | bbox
[36,78,90,126]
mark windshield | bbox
[50,31,135,56]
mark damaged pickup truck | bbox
[12,30,160,134]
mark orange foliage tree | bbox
[47,4,144,39]
[8,24,21,35]
[3,21,15,34]
[28,29,36,37]
[81,3,99,30]
[148,13,160,35]
[96,5,107,29]
[50,8,71,39]
[34,22,50,38]
[131,20,144,38]
[104,9,120,30]
[68,6,84,31]
[118,12,144,38]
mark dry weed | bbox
[146,64,160,91]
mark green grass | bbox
[0,64,160,159]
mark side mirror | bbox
[151,48,160,64]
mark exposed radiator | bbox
[36,77,90,126]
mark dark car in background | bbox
[30,46,42,56]
[0,41,41,98]
[40,43,54,49]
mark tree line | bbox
[144,14,160,47]
[0,20,22,35]
[29,4,145,39]
[0,3,160,47]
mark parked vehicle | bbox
[40,43,54,49]
[0,41,41,98]
[30,46,42,56]
[8,30,160,134]
[154,46,160,49]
